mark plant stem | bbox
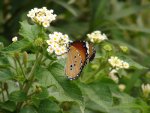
[4,82,9,98]
[23,53,43,94]
[16,58,26,79]
[0,83,5,102]
[13,58,22,90]
[5,88,9,98]
[82,61,107,83]
[82,64,101,83]
[16,53,43,112]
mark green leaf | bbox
[108,4,150,20]
[0,54,10,69]
[116,23,150,34]
[48,63,84,110]
[51,0,79,17]
[2,38,31,53]
[109,93,150,113]
[49,22,88,39]
[35,67,54,87]
[89,0,109,28]
[9,91,27,102]
[110,40,146,57]
[0,35,9,46]
[38,99,61,113]
[90,0,108,19]
[33,87,49,99]
[0,101,16,112]
[80,81,113,112]
[19,21,41,41]
[0,69,13,81]
[20,106,37,113]
[119,55,147,70]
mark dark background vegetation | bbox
[0,0,150,67]
[0,0,150,113]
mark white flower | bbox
[12,36,18,42]
[141,84,150,98]
[46,40,53,45]
[108,56,121,67]
[27,7,57,28]
[60,46,67,53]
[118,84,126,92]
[87,30,107,43]
[42,21,50,27]
[55,48,62,55]
[108,56,129,69]
[27,9,36,18]
[47,46,53,53]
[50,35,60,42]
[51,43,59,50]
[109,69,117,76]
[46,32,71,58]
[109,69,118,83]
[109,74,119,83]
[122,62,129,69]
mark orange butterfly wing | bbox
[65,41,87,80]
[65,41,95,80]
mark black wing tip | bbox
[89,48,96,62]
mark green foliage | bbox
[20,106,37,113]
[0,0,150,113]
[0,101,16,112]
[19,21,41,41]
[38,99,61,113]
[0,70,13,81]
[9,91,27,102]
[2,38,31,53]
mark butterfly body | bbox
[65,41,95,80]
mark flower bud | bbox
[35,85,42,93]
[120,46,128,53]
[23,51,28,67]
[91,64,99,70]
[14,52,20,59]
[146,71,150,78]
[118,84,126,92]
[34,38,44,47]
[103,44,112,51]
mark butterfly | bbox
[65,41,96,80]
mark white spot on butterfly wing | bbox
[86,42,89,54]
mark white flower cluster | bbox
[12,36,18,42]
[87,30,107,43]
[108,56,129,69]
[141,84,150,98]
[46,32,70,57]
[27,7,57,28]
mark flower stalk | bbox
[23,52,43,94]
